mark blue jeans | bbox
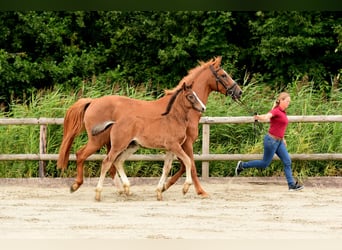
[241,134,295,187]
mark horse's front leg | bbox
[179,154,193,195]
[156,152,174,201]
[164,139,209,198]
[172,146,193,196]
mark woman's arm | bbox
[254,112,272,121]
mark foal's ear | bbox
[182,81,193,90]
[182,82,189,90]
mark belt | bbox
[268,133,283,141]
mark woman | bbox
[235,92,303,191]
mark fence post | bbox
[39,124,47,177]
[201,123,210,179]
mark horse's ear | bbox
[215,56,222,65]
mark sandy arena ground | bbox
[0,177,341,240]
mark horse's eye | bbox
[221,74,227,78]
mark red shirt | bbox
[268,106,288,138]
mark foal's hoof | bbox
[182,183,191,195]
[123,185,132,196]
[70,183,80,193]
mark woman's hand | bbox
[254,113,272,121]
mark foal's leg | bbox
[109,162,124,194]
[111,143,140,195]
[105,144,124,194]
[171,146,193,195]
[156,151,174,201]
[113,156,132,196]
[95,153,116,201]
[164,139,209,197]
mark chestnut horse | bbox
[93,83,206,201]
[57,56,242,197]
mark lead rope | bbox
[235,99,263,143]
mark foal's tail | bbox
[57,98,92,170]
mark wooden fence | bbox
[1,115,342,178]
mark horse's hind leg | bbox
[71,142,101,193]
[163,161,184,191]
[156,151,174,201]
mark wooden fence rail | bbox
[1,115,342,178]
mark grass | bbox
[0,78,341,178]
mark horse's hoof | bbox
[95,192,101,202]
[70,183,80,193]
[156,189,163,201]
[182,183,191,195]
[198,192,210,198]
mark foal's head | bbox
[162,82,206,116]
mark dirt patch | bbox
[0,177,341,239]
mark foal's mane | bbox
[161,86,184,116]
[164,56,221,96]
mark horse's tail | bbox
[57,98,92,170]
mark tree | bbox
[246,11,342,91]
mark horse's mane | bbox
[162,86,183,116]
[164,56,221,96]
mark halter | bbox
[209,65,237,97]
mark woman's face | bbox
[279,96,291,110]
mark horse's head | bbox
[182,82,206,113]
[209,56,242,100]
